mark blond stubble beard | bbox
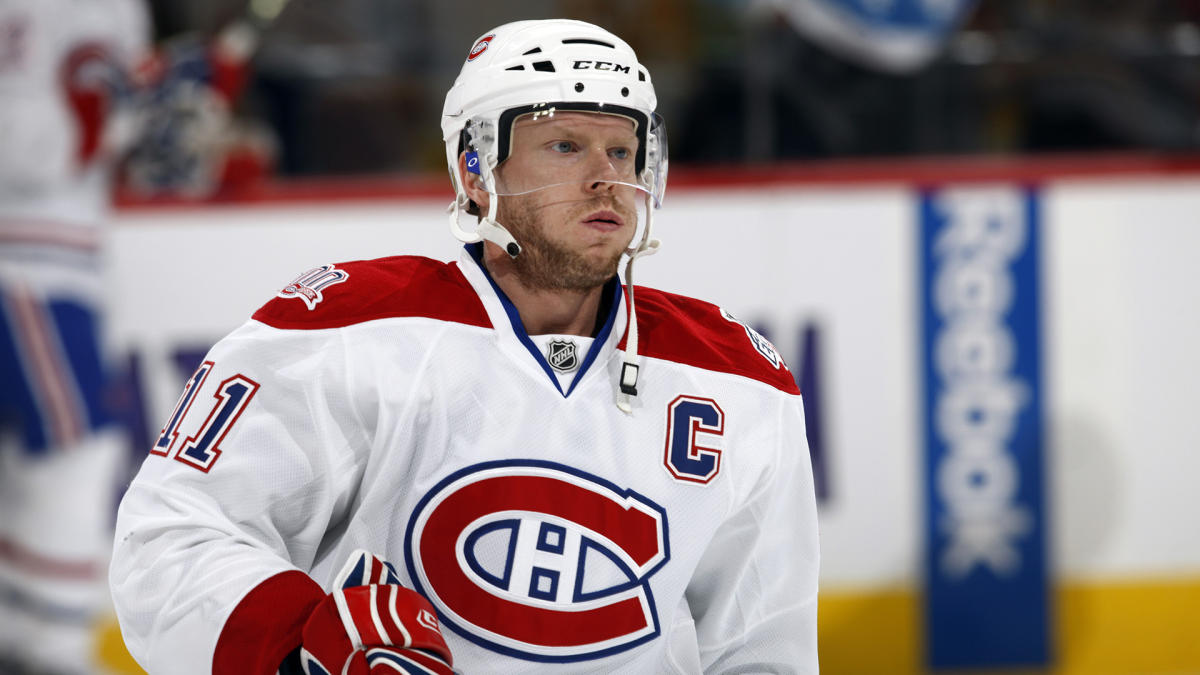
[496,194,634,292]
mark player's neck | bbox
[482,252,605,337]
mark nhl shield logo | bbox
[547,340,579,372]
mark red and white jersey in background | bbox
[111,245,820,674]
[0,0,149,266]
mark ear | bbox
[457,152,490,213]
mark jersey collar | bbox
[458,243,625,397]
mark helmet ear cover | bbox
[455,131,482,217]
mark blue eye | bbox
[551,141,574,153]
[610,147,632,161]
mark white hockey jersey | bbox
[111,244,820,674]
[0,0,149,295]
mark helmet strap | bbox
[480,193,521,258]
[615,190,661,414]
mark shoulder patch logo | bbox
[720,308,784,369]
[547,339,579,373]
[277,264,349,310]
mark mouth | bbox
[581,210,626,232]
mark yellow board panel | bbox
[95,616,146,675]
[818,576,1200,675]
[819,586,922,674]
[1055,576,1200,674]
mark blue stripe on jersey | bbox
[0,291,109,453]
[0,577,97,625]
[465,243,622,398]
[48,300,110,430]
[564,279,620,398]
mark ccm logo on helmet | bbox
[467,34,494,61]
[573,60,631,74]
[405,460,669,662]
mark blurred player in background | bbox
[0,0,150,672]
[110,18,820,674]
[0,0,267,671]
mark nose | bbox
[583,146,621,194]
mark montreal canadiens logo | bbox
[405,460,669,662]
[467,34,494,61]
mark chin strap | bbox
[447,195,522,259]
[615,191,661,414]
[480,190,522,258]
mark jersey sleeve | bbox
[687,393,820,673]
[110,320,369,674]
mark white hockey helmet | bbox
[441,19,668,257]
[442,19,665,414]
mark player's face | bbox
[494,111,640,291]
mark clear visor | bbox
[463,107,668,208]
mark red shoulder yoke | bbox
[624,287,800,395]
[252,256,492,331]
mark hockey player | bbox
[0,0,150,672]
[110,19,820,674]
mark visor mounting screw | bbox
[621,86,629,97]
[574,82,585,92]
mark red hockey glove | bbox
[298,550,452,675]
[62,44,120,165]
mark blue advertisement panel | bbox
[808,0,974,31]
[769,0,980,71]
[920,187,1049,669]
